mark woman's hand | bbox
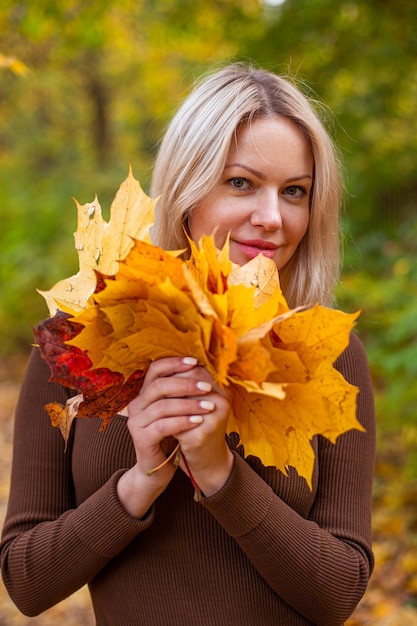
[117,356,230,518]
[172,366,234,497]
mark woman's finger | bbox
[129,376,212,414]
[142,356,199,385]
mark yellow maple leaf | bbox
[228,252,287,310]
[38,168,157,315]
[188,234,232,297]
[270,304,360,373]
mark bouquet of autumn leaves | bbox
[33,169,363,490]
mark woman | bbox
[1,63,375,625]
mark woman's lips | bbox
[235,240,278,260]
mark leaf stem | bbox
[146,442,181,476]
[146,442,202,502]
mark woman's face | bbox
[188,116,313,270]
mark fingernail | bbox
[199,400,215,411]
[196,381,212,392]
[183,357,198,365]
[190,415,203,424]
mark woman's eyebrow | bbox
[224,163,313,184]
[283,174,313,183]
[224,163,266,180]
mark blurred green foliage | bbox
[337,218,417,477]
[0,0,416,473]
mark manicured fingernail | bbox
[199,400,215,411]
[183,357,198,365]
[190,415,203,424]
[196,381,212,392]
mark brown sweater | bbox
[1,333,375,626]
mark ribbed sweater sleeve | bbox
[201,333,375,626]
[0,348,154,616]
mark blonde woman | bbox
[1,63,375,626]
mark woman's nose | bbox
[250,191,283,231]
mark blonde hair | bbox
[151,63,342,307]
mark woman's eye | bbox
[285,185,306,199]
[228,177,250,190]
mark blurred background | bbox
[0,0,416,623]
